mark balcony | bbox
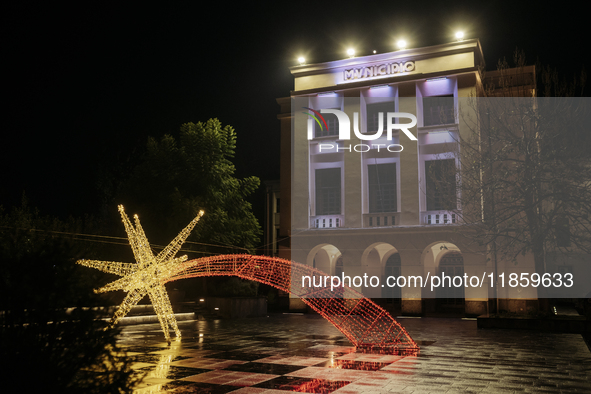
[363,212,400,228]
[311,215,344,229]
[421,211,459,225]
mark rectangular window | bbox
[315,110,339,138]
[425,159,456,211]
[366,102,393,133]
[423,95,454,126]
[315,168,341,215]
[368,163,397,213]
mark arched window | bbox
[335,256,343,277]
[382,253,401,302]
[437,252,464,306]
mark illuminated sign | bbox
[343,61,415,82]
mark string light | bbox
[78,205,204,342]
[80,207,418,351]
[171,254,419,352]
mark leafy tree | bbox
[117,119,261,253]
[453,52,590,310]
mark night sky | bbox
[3,2,589,219]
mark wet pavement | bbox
[114,314,591,393]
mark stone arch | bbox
[420,241,461,269]
[361,242,399,267]
[307,243,342,276]
[361,242,399,298]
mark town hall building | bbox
[276,38,544,316]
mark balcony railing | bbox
[311,215,344,229]
[363,212,400,228]
[421,211,460,225]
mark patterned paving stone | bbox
[110,314,591,393]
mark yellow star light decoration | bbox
[77,205,204,342]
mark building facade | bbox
[277,39,541,316]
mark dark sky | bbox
[3,1,589,218]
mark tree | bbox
[452,52,590,310]
[117,119,261,253]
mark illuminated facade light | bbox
[347,48,355,58]
[397,40,407,49]
[455,31,464,41]
[298,56,306,65]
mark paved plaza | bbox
[120,314,591,393]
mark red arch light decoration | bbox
[170,254,419,352]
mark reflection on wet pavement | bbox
[312,359,390,371]
[253,376,350,393]
[111,314,590,393]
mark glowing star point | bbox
[77,206,204,342]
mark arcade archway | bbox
[420,241,465,315]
